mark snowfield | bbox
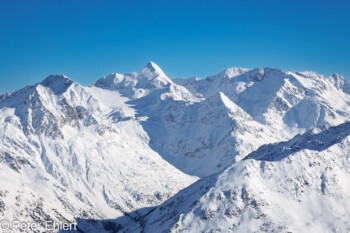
[139,122,350,233]
[0,62,349,232]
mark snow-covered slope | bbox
[177,68,350,132]
[140,122,350,233]
[94,63,350,177]
[93,62,174,99]
[0,74,197,230]
[131,91,280,177]
[93,63,284,177]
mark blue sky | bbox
[0,0,349,93]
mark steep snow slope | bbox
[140,122,350,233]
[133,91,280,177]
[0,74,197,230]
[93,63,282,177]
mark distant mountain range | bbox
[0,62,349,232]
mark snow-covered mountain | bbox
[177,68,350,131]
[139,122,350,233]
[0,73,197,231]
[93,63,350,177]
[1,62,350,232]
[92,63,280,177]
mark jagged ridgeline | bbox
[0,62,350,232]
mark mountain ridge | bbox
[139,121,350,233]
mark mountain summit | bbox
[40,74,74,95]
[141,61,167,76]
[92,62,173,98]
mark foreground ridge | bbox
[139,122,350,233]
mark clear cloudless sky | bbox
[0,0,349,93]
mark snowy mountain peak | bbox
[330,73,344,80]
[142,61,163,73]
[138,61,172,85]
[40,74,74,95]
[207,67,250,82]
[220,67,251,78]
[92,62,174,99]
[139,61,171,83]
[41,74,71,84]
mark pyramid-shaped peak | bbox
[40,75,74,95]
[41,74,71,83]
[144,61,160,70]
[141,61,166,76]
